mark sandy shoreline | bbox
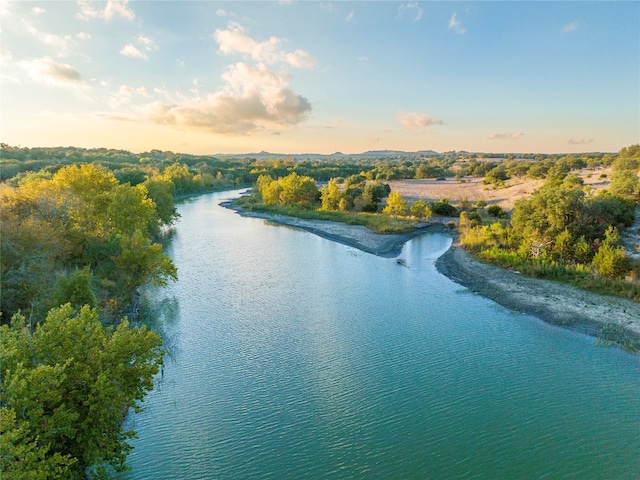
[221,201,438,258]
[223,202,640,350]
[436,243,640,341]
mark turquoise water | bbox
[119,191,639,479]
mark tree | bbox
[320,179,345,211]
[0,165,177,318]
[143,178,179,229]
[592,244,630,279]
[553,229,573,262]
[0,305,164,479]
[487,204,507,219]
[52,267,97,311]
[410,199,431,218]
[382,192,408,216]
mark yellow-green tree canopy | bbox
[0,305,164,479]
[0,164,177,318]
[255,172,319,206]
[382,192,408,216]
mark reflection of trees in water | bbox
[134,294,181,365]
[155,226,177,247]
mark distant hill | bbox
[230,149,439,160]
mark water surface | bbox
[120,191,639,479]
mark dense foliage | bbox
[0,305,163,479]
[1,164,177,321]
[459,146,640,301]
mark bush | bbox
[487,204,507,218]
[430,199,458,217]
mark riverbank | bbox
[435,242,640,350]
[223,201,640,351]
[221,201,439,257]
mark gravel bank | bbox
[436,243,640,346]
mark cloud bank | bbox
[145,62,311,135]
[19,57,84,88]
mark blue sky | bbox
[1,1,638,154]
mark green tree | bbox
[278,172,319,206]
[143,178,179,228]
[382,192,408,216]
[52,267,97,310]
[320,179,345,211]
[410,199,432,218]
[592,244,630,279]
[0,305,164,479]
[487,204,507,219]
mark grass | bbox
[476,246,640,303]
[236,195,419,234]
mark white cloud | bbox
[76,0,134,21]
[109,84,149,108]
[22,19,76,51]
[448,13,466,34]
[216,8,227,17]
[568,138,594,145]
[214,22,316,69]
[398,111,443,130]
[32,6,45,15]
[345,11,354,22]
[357,56,369,63]
[562,22,579,33]
[397,2,423,22]
[120,44,147,59]
[77,32,91,41]
[119,34,157,59]
[104,0,134,20]
[137,34,157,51]
[19,57,84,88]
[489,132,523,140]
[141,62,311,135]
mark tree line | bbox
[1,163,179,478]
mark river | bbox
[118,191,639,479]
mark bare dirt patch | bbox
[388,167,612,211]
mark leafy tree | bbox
[143,178,179,229]
[0,165,176,319]
[256,173,319,206]
[278,172,319,206]
[483,165,509,185]
[382,192,408,216]
[430,198,458,217]
[52,267,97,311]
[320,179,345,211]
[592,244,630,279]
[410,199,432,218]
[0,305,164,479]
[487,204,507,218]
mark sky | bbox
[1,1,638,155]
